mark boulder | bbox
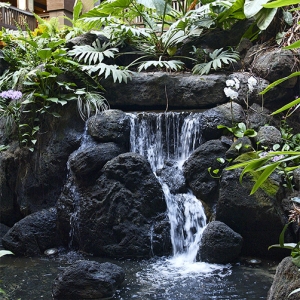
[101,72,228,110]
[57,152,171,258]
[216,169,288,258]
[225,136,254,160]
[256,125,282,149]
[183,139,229,204]
[52,260,125,299]
[199,221,243,264]
[201,102,245,140]
[156,160,187,194]
[87,109,131,146]
[2,208,62,256]
[247,103,273,131]
[267,256,300,300]
[69,141,126,183]
[251,49,297,88]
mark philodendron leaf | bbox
[289,287,300,298]
[0,250,14,257]
[292,255,300,267]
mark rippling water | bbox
[0,252,275,300]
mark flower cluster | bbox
[259,151,285,162]
[0,90,22,101]
[223,76,258,99]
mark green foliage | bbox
[268,222,300,267]
[192,48,239,75]
[217,122,257,138]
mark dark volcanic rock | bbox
[2,208,62,256]
[201,102,245,140]
[216,169,288,258]
[69,141,126,183]
[200,221,243,264]
[183,140,229,204]
[52,260,125,299]
[101,72,228,110]
[87,109,131,146]
[57,152,171,258]
[267,256,300,300]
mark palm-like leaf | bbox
[68,40,119,64]
[137,59,184,71]
[82,63,134,83]
[192,48,239,75]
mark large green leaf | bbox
[271,97,300,115]
[260,71,300,95]
[244,0,270,18]
[255,7,277,30]
[284,40,300,50]
[136,0,171,15]
[263,0,300,8]
[73,0,83,22]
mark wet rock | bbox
[66,32,107,49]
[57,153,171,258]
[101,72,228,110]
[183,140,229,204]
[199,221,243,264]
[0,150,22,226]
[6,102,84,217]
[216,169,287,258]
[0,223,10,248]
[52,260,125,299]
[2,208,62,256]
[157,160,187,194]
[201,102,245,140]
[87,109,131,146]
[247,103,273,131]
[256,125,282,149]
[69,141,126,183]
[267,256,300,300]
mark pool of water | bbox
[0,251,276,300]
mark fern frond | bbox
[193,48,239,75]
[77,91,110,121]
[68,40,119,64]
[137,59,184,71]
[81,63,134,83]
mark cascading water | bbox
[67,124,93,249]
[129,112,206,262]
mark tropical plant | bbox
[77,0,245,72]
[217,122,257,138]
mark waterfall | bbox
[129,112,206,263]
[67,124,93,249]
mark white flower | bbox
[233,77,240,89]
[224,87,239,99]
[226,79,236,87]
[226,77,240,90]
[247,76,257,93]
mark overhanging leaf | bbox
[250,161,280,194]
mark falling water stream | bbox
[0,112,275,299]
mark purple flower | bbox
[0,90,22,101]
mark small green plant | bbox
[268,197,300,268]
[217,122,257,138]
